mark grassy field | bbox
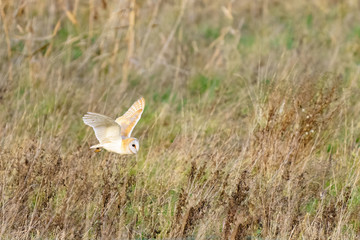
[1,0,360,239]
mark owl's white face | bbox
[128,139,139,154]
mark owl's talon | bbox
[94,148,101,153]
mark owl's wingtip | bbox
[138,96,145,106]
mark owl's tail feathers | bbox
[90,144,103,149]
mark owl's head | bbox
[127,138,139,154]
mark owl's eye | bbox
[132,144,136,148]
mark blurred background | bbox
[1,0,360,239]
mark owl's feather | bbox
[82,112,121,144]
[115,97,145,137]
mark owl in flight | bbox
[82,97,145,154]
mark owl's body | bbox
[90,137,123,154]
[90,137,138,154]
[83,97,145,154]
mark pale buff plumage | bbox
[82,97,145,154]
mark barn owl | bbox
[82,97,145,154]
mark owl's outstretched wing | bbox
[83,112,121,144]
[115,97,145,137]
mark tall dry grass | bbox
[1,0,360,239]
